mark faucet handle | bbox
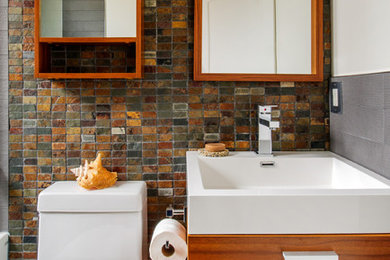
[259,105,278,115]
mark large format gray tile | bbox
[0,80,7,97]
[0,117,7,127]
[0,0,6,232]
[0,0,7,7]
[0,206,7,231]
[331,129,384,175]
[329,111,342,130]
[0,8,6,30]
[0,61,7,79]
[0,182,7,208]
[384,73,390,109]
[0,168,7,180]
[331,73,390,178]
[384,109,390,145]
[0,166,7,182]
[332,104,384,143]
[0,32,7,54]
[382,145,390,179]
[333,73,385,109]
[0,181,7,212]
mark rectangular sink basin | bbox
[186,151,390,235]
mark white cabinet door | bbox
[105,0,137,37]
[202,0,276,74]
[40,0,63,37]
[276,0,312,74]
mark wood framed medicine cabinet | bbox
[34,0,143,79]
[194,0,323,82]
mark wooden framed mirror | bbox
[194,0,323,82]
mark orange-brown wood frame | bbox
[188,234,390,260]
[34,0,143,79]
[193,0,324,82]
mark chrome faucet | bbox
[258,105,280,156]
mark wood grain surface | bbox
[188,234,390,260]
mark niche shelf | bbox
[34,0,143,79]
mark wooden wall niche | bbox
[194,0,323,82]
[34,0,143,79]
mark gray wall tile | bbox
[0,207,7,231]
[0,31,7,55]
[0,60,7,79]
[384,109,390,145]
[0,182,7,207]
[331,129,384,175]
[0,0,7,7]
[331,72,390,180]
[383,145,390,179]
[384,74,390,109]
[0,8,7,30]
[0,0,7,232]
[331,104,384,143]
[0,212,6,230]
[339,73,384,108]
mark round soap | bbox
[205,143,226,152]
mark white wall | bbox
[332,0,390,76]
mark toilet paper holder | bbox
[166,205,186,222]
[150,218,188,259]
[164,205,186,253]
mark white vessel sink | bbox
[186,151,390,235]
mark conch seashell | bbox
[71,153,117,190]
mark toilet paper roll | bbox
[149,219,188,260]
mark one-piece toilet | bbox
[37,181,147,260]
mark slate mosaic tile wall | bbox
[8,0,331,258]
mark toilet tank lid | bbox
[38,181,146,213]
[0,232,9,245]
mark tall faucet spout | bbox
[258,105,279,156]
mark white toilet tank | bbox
[37,181,147,260]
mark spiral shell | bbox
[70,153,117,190]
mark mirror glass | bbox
[201,0,311,75]
[40,0,137,37]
